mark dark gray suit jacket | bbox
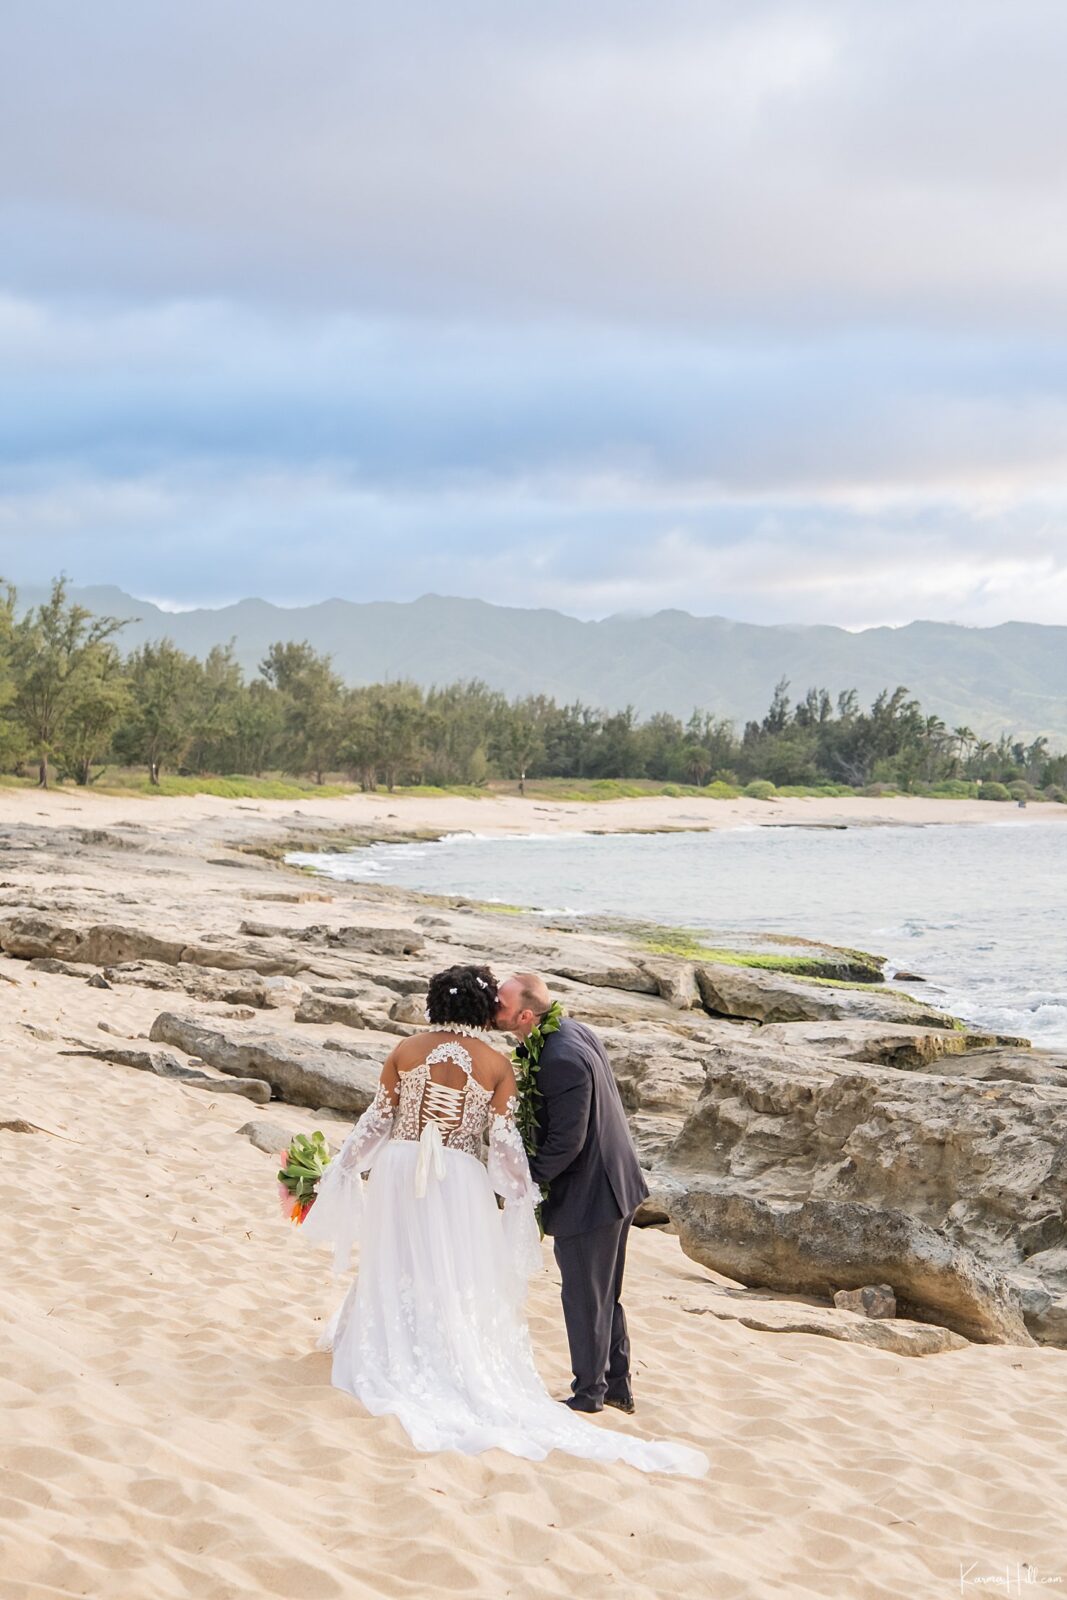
[526,1017,649,1238]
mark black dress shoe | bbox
[604,1395,636,1414]
[564,1396,603,1413]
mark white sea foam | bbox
[447,829,586,843]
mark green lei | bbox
[512,1000,565,1162]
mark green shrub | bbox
[96,773,351,799]
[929,779,979,798]
[743,779,778,800]
[1043,785,1067,803]
[978,781,1011,801]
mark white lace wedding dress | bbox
[297,1038,708,1477]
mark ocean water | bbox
[288,822,1067,1049]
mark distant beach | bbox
[2,783,1065,840]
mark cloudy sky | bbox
[2,0,1066,627]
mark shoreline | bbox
[5,782,1061,1050]
[1,784,1065,841]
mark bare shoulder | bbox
[469,1037,514,1085]
[391,1032,436,1069]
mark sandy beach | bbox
[2,792,1066,1598]
[1,784,1065,842]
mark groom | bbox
[496,973,650,1414]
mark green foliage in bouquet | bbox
[277,1131,331,1205]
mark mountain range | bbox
[16,586,1067,745]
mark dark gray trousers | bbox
[552,1211,634,1407]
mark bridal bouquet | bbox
[276,1131,332,1224]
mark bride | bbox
[297,962,708,1476]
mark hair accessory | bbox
[449,986,458,994]
[476,977,488,989]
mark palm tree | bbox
[921,715,949,781]
[952,725,976,775]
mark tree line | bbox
[2,578,1064,797]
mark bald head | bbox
[495,971,552,1039]
[513,971,550,1014]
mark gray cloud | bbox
[4,296,1066,490]
[4,1,1067,324]
[1,1,1066,623]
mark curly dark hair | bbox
[425,964,499,1029]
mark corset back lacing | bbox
[410,1040,487,1198]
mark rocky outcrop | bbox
[239,920,424,956]
[549,960,659,994]
[694,961,955,1026]
[679,1285,967,1355]
[671,1188,1033,1346]
[330,925,425,957]
[2,916,178,965]
[148,1012,382,1111]
[295,991,381,1029]
[833,1284,896,1319]
[474,937,891,1031]
[755,1020,1030,1072]
[1,916,310,977]
[61,1044,272,1102]
[931,1046,1067,1089]
[360,970,433,995]
[597,1030,713,1164]
[544,975,701,1030]
[599,1030,709,1120]
[697,934,888,984]
[389,993,427,1026]
[291,985,419,1035]
[638,960,702,1011]
[663,1035,1067,1343]
[28,954,308,1009]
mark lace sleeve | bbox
[335,1082,396,1174]
[487,1095,543,1294]
[297,1081,395,1277]
[487,1096,539,1204]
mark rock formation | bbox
[4,807,1065,1354]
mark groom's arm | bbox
[528,1052,592,1185]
